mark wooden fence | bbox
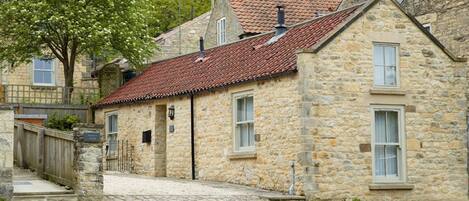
[2,84,99,105]
[14,121,75,187]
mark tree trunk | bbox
[62,61,75,104]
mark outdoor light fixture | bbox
[168,105,175,120]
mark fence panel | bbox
[14,121,74,187]
[2,84,99,105]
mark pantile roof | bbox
[230,0,344,33]
[95,4,364,107]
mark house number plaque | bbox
[83,131,101,143]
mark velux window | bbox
[373,44,398,87]
[106,113,118,156]
[33,58,55,86]
[217,17,227,45]
[372,106,406,182]
[234,92,254,152]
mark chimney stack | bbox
[275,5,287,36]
[199,37,205,58]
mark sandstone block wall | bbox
[401,0,469,58]
[204,0,244,48]
[0,107,14,200]
[95,75,305,194]
[193,76,303,193]
[298,0,468,200]
[151,12,211,62]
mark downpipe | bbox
[288,161,296,195]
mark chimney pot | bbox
[275,5,287,36]
[199,36,205,58]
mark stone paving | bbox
[103,173,301,201]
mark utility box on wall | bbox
[142,130,152,143]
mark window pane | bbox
[374,66,384,86]
[385,145,398,176]
[385,46,396,66]
[375,111,386,143]
[246,96,253,121]
[240,124,249,147]
[386,111,399,143]
[34,59,44,69]
[43,71,52,84]
[237,98,244,122]
[34,59,53,70]
[375,145,385,176]
[384,66,396,86]
[248,123,254,146]
[373,46,384,65]
[34,71,43,83]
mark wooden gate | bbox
[14,122,74,187]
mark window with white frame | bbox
[233,92,254,152]
[33,58,55,86]
[106,113,118,156]
[373,44,398,87]
[422,23,431,33]
[372,106,406,182]
[217,18,227,45]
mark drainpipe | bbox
[288,161,296,195]
[190,94,196,180]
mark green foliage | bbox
[0,0,157,83]
[46,113,80,131]
[148,0,211,37]
[352,198,362,201]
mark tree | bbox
[0,0,156,93]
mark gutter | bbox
[190,94,196,180]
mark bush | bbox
[45,113,80,131]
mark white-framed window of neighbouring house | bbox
[233,91,254,152]
[106,112,118,156]
[371,105,406,183]
[33,58,55,86]
[373,43,399,88]
[217,17,227,45]
[422,23,431,33]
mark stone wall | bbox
[401,0,469,58]
[204,0,245,48]
[73,124,104,200]
[95,75,305,194]
[298,0,468,200]
[0,106,13,200]
[151,12,211,62]
[1,58,97,88]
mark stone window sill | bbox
[228,152,257,160]
[369,183,414,190]
[369,88,406,96]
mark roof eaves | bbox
[92,68,298,108]
[309,0,378,53]
[389,0,467,62]
[304,0,466,62]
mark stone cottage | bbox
[94,0,468,200]
[204,0,344,48]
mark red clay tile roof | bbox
[230,0,344,33]
[95,4,363,107]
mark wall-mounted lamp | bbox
[168,105,175,120]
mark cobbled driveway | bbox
[103,173,297,201]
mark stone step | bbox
[259,195,306,201]
[13,194,78,201]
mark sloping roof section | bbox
[95,4,363,107]
[230,0,344,33]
